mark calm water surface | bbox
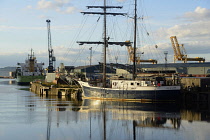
[0,79,210,140]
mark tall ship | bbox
[77,0,181,101]
[16,49,45,85]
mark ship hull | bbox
[16,75,45,85]
[78,81,181,101]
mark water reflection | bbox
[0,79,210,140]
[35,95,210,140]
[0,79,16,85]
[82,99,182,135]
[181,102,210,122]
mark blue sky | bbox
[0,0,210,68]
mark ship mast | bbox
[133,0,137,80]
[77,1,129,88]
[103,0,107,89]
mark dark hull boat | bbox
[77,0,181,101]
[79,79,180,101]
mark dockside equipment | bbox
[126,40,157,64]
[46,19,56,73]
[170,36,205,63]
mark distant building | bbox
[58,62,210,79]
[74,64,116,80]
[139,62,210,76]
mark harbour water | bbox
[0,79,210,140]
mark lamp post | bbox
[89,47,92,67]
[164,51,168,73]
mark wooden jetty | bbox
[30,82,82,98]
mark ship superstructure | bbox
[16,49,45,84]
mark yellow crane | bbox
[170,36,205,63]
[126,41,157,64]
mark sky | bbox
[0,0,210,68]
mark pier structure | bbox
[30,82,82,98]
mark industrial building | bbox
[139,62,210,76]
[63,62,210,78]
[58,62,210,91]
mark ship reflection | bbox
[33,95,210,140]
[82,99,182,129]
[35,95,210,124]
[133,113,181,129]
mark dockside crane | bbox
[46,19,56,73]
[126,41,157,64]
[170,36,205,63]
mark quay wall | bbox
[178,77,210,103]
[165,77,210,92]
[180,77,210,92]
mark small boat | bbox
[77,0,181,101]
[16,49,45,85]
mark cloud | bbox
[64,6,76,14]
[0,24,79,31]
[36,0,76,14]
[47,45,86,65]
[38,15,49,19]
[117,0,127,2]
[156,20,210,39]
[26,5,33,9]
[145,6,210,63]
[183,6,210,21]
[0,45,80,67]
[0,18,7,23]
[154,7,210,42]
[154,21,210,55]
[37,0,58,10]
[0,25,44,31]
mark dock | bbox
[29,76,210,103]
[30,82,82,98]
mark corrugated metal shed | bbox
[138,62,210,75]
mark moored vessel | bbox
[77,0,181,101]
[78,76,180,101]
[16,49,45,85]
